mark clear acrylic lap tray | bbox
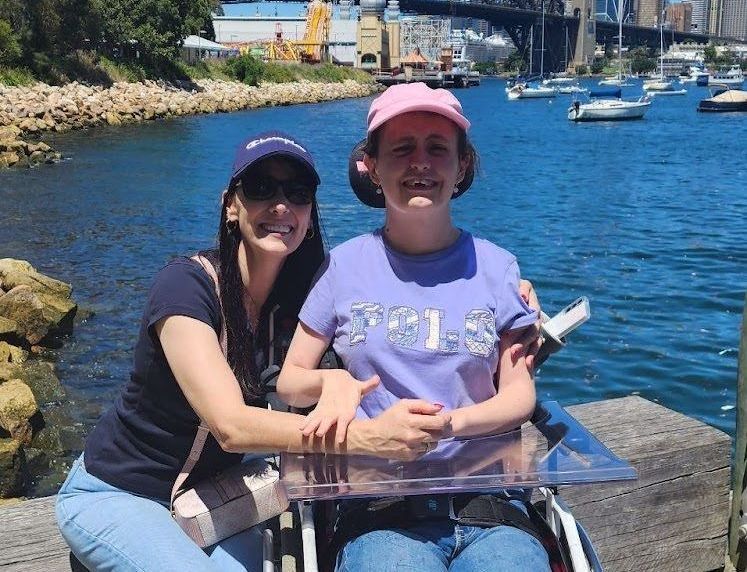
[280,401,637,501]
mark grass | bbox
[0,66,35,86]
[0,50,375,88]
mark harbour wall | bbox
[0,79,381,169]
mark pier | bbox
[0,396,730,571]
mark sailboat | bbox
[507,2,556,100]
[643,13,686,96]
[599,2,633,87]
[569,0,650,121]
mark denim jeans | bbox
[56,455,263,572]
[336,518,551,572]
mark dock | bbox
[0,396,731,571]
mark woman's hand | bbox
[300,371,380,444]
[355,400,452,461]
[518,279,543,371]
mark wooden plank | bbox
[0,495,70,571]
[563,396,731,572]
[0,396,732,572]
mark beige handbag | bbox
[170,255,289,548]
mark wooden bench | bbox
[0,396,731,571]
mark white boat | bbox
[647,87,687,96]
[507,83,557,99]
[569,2,650,122]
[557,84,588,94]
[506,1,555,100]
[680,65,709,84]
[568,97,651,121]
[642,19,685,95]
[707,66,744,88]
[542,76,576,86]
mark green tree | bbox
[629,47,656,74]
[504,50,525,73]
[703,44,717,64]
[590,57,607,74]
[0,18,20,65]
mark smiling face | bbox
[363,111,469,214]
[226,157,314,260]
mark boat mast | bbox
[659,10,664,79]
[540,0,545,77]
[529,24,534,75]
[617,0,623,80]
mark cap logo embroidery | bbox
[246,136,307,155]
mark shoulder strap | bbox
[170,254,227,513]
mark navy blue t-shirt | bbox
[84,257,242,502]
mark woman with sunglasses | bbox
[277,86,549,571]
[55,131,453,572]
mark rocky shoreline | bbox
[0,78,382,168]
[0,259,78,498]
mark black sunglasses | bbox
[235,174,316,206]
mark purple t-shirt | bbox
[299,229,537,419]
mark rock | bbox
[0,438,27,497]
[105,112,121,126]
[0,342,27,364]
[16,360,65,404]
[28,150,45,165]
[0,316,16,338]
[0,379,38,443]
[0,125,21,141]
[0,151,19,168]
[0,260,76,335]
[0,286,50,345]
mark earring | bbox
[453,187,459,195]
[305,226,315,240]
[375,187,382,195]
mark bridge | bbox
[399,0,715,72]
[218,0,720,73]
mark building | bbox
[685,0,708,32]
[634,0,664,27]
[595,0,634,22]
[665,2,692,32]
[721,0,747,40]
[707,0,723,35]
[356,0,401,69]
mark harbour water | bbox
[1,78,745,494]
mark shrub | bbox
[224,54,264,86]
[575,64,588,76]
[0,66,35,86]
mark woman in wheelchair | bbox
[277,83,550,571]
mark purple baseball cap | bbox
[231,131,320,184]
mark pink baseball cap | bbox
[367,82,471,134]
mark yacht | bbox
[680,65,709,84]
[706,66,744,88]
[568,88,651,121]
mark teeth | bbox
[406,179,435,188]
[262,224,292,234]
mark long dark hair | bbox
[200,160,325,404]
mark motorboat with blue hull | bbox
[697,84,747,112]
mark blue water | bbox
[1,78,745,494]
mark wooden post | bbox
[729,293,747,571]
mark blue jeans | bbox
[56,455,263,572]
[336,519,550,572]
